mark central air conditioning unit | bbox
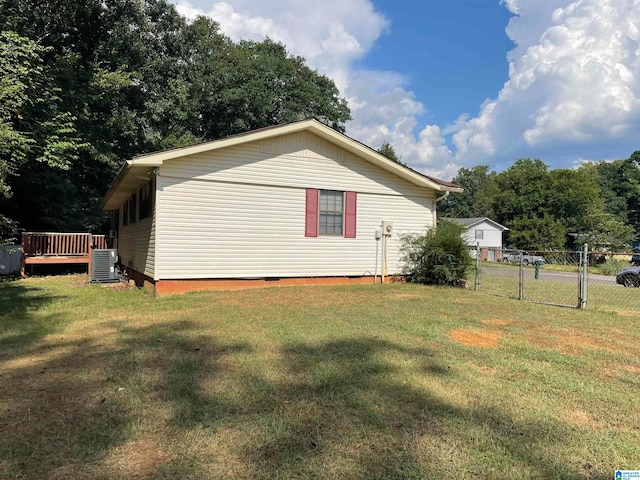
[91,249,118,283]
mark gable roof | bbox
[102,118,462,210]
[442,217,509,231]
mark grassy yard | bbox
[0,276,639,479]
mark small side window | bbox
[139,181,152,220]
[123,200,129,226]
[129,194,137,224]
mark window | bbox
[123,201,129,226]
[139,180,152,220]
[305,188,356,238]
[128,193,137,224]
[319,190,343,236]
[475,229,484,240]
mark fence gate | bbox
[474,245,589,309]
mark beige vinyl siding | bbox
[117,190,156,278]
[159,131,428,199]
[153,130,436,280]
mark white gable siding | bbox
[461,220,504,249]
[154,132,434,280]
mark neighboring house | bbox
[443,217,508,261]
[102,119,462,295]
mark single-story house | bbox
[102,119,462,295]
[443,217,508,261]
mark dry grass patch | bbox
[525,328,626,355]
[95,439,172,479]
[214,285,388,308]
[482,318,513,327]
[448,329,502,348]
[562,409,603,430]
[467,361,499,376]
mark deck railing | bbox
[21,232,109,277]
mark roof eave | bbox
[101,162,154,211]
[126,119,456,192]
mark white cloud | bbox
[170,0,439,171]
[173,0,386,92]
[440,0,640,168]
[172,0,640,179]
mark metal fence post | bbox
[577,248,583,308]
[519,252,524,301]
[475,242,481,291]
[580,243,588,309]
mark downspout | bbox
[432,190,450,230]
[151,168,159,283]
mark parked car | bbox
[617,266,640,287]
[500,251,546,266]
[631,248,640,266]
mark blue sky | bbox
[363,0,514,127]
[173,0,640,179]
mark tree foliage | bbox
[442,152,640,250]
[377,141,402,164]
[506,215,567,251]
[438,165,497,219]
[0,0,351,240]
[400,221,474,286]
[584,154,640,234]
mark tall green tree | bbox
[0,31,85,240]
[0,1,351,239]
[377,141,402,164]
[438,165,497,219]
[507,215,567,250]
[576,210,634,250]
[583,153,640,234]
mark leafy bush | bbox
[599,257,629,276]
[400,221,474,286]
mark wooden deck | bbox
[21,233,108,277]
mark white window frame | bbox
[319,190,344,236]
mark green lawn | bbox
[1,276,639,479]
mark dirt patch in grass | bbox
[614,309,640,317]
[448,329,502,348]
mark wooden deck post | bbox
[20,232,27,278]
[88,234,93,278]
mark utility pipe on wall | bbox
[374,229,381,284]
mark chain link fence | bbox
[472,245,640,313]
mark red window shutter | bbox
[305,188,319,237]
[344,191,357,238]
